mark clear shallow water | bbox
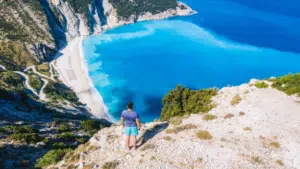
[83,0,300,122]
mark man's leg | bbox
[132,136,137,150]
[125,127,131,150]
[126,135,130,149]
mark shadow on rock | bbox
[137,123,168,147]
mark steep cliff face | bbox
[0,0,57,70]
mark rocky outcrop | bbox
[102,0,195,30]
[51,80,300,169]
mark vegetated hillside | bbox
[50,74,300,169]
[0,0,61,70]
[109,0,179,19]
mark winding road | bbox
[26,65,57,82]
[39,78,49,101]
[14,71,39,97]
[1,64,50,101]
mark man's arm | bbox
[136,118,141,130]
[121,116,125,128]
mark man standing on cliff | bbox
[121,101,141,151]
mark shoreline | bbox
[53,37,109,120]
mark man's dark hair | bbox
[127,101,133,109]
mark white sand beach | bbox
[53,37,109,120]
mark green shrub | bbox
[76,137,87,144]
[271,73,300,96]
[57,132,76,141]
[160,85,217,121]
[11,133,41,144]
[255,81,269,88]
[28,74,42,92]
[44,82,79,103]
[52,142,68,149]
[43,138,50,144]
[80,120,105,135]
[58,122,71,132]
[35,148,72,168]
[13,125,37,134]
[0,71,25,92]
[1,125,15,133]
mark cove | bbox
[83,19,300,122]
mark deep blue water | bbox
[83,0,300,122]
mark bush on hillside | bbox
[80,119,105,135]
[44,82,79,103]
[28,74,43,92]
[57,132,76,141]
[11,133,41,144]
[52,142,68,149]
[255,81,269,88]
[58,122,71,132]
[0,71,25,92]
[271,73,300,96]
[35,148,72,168]
[160,85,217,121]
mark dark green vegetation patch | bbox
[80,119,107,135]
[35,148,72,168]
[160,85,217,121]
[0,71,24,92]
[271,73,300,96]
[109,0,178,20]
[44,81,79,103]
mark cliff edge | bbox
[49,78,300,169]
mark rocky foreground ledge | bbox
[49,79,300,169]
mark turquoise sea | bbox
[83,0,300,122]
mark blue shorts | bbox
[124,127,138,136]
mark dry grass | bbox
[224,113,234,119]
[166,124,197,134]
[86,146,98,152]
[270,142,280,149]
[163,136,172,141]
[276,160,284,166]
[251,156,262,164]
[197,158,203,163]
[239,112,245,116]
[150,156,156,161]
[244,90,249,94]
[83,163,95,169]
[202,114,217,121]
[64,152,79,163]
[140,143,155,151]
[196,130,213,140]
[169,116,183,125]
[231,95,242,106]
[107,135,119,143]
[243,127,252,131]
[102,160,119,169]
